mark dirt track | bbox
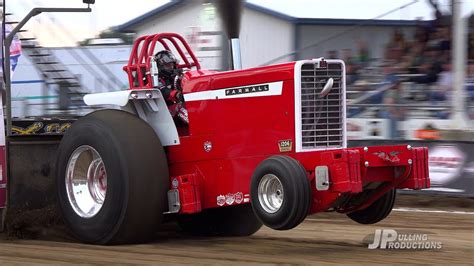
[0,200,473,265]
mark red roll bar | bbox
[123,33,201,90]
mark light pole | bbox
[451,0,470,130]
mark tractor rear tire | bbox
[177,204,262,236]
[56,109,168,244]
[347,189,396,224]
[250,156,312,230]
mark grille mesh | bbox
[300,62,344,149]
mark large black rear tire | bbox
[177,204,262,236]
[56,109,168,244]
[250,156,312,230]
[347,189,396,224]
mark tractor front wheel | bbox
[250,156,312,230]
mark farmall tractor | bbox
[50,32,430,244]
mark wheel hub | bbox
[258,174,284,213]
[66,145,107,218]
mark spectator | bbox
[356,39,370,66]
[426,27,442,50]
[468,30,474,60]
[466,61,474,120]
[430,61,453,102]
[374,62,400,105]
[467,62,474,101]
[438,26,451,52]
[380,78,405,139]
[327,50,338,59]
[342,48,359,85]
[405,42,425,74]
[410,48,442,84]
[393,28,407,50]
[414,18,430,44]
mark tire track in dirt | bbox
[0,210,472,265]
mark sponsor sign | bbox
[428,145,465,186]
[217,195,225,206]
[346,118,389,140]
[11,120,73,135]
[203,141,212,152]
[0,24,22,76]
[217,192,245,206]
[278,140,292,152]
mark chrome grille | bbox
[300,62,344,149]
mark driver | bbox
[154,50,188,124]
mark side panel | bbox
[0,147,5,209]
[7,140,60,210]
[169,64,297,209]
[169,156,266,209]
[0,96,6,209]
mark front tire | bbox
[250,156,312,230]
[56,110,168,244]
[347,189,396,224]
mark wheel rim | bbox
[66,145,107,218]
[258,174,284,214]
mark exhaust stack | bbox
[230,38,242,70]
[215,0,243,70]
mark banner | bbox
[0,24,22,76]
[349,140,474,197]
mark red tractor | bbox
[53,33,429,244]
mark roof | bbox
[115,0,421,32]
[245,3,421,27]
[294,18,421,27]
[114,0,186,32]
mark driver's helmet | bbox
[154,50,178,79]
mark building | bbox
[115,0,420,69]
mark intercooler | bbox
[295,60,346,151]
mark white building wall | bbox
[240,8,293,68]
[134,3,208,38]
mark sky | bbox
[4,0,474,46]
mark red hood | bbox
[181,62,296,94]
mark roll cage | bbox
[123,33,201,90]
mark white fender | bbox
[84,89,180,146]
[84,90,138,106]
